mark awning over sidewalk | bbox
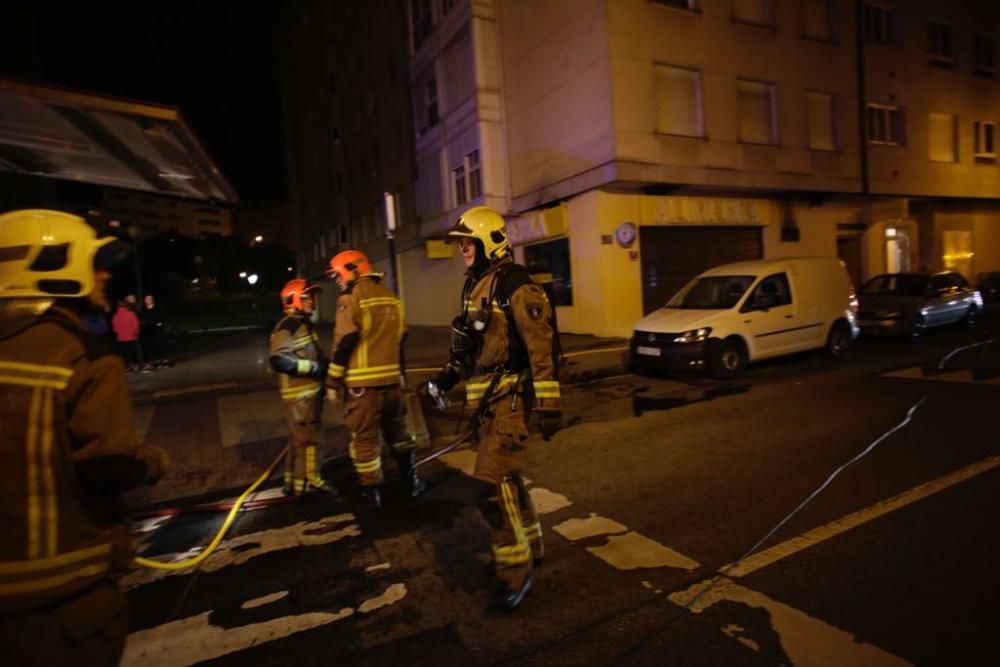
[0,78,237,204]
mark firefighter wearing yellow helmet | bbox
[270,278,335,497]
[325,249,424,509]
[429,205,561,610]
[0,209,169,665]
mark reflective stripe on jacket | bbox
[459,259,561,410]
[328,276,406,388]
[270,315,323,402]
[0,304,148,613]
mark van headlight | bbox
[673,327,712,343]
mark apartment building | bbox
[279,0,419,318]
[861,0,1000,286]
[101,189,232,237]
[403,0,1000,336]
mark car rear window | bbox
[860,274,927,296]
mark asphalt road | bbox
[123,313,1000,666]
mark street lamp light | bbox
[239,271,247,279]
[383,192,399,293]
[247,273,259,285]
[253,235,263,244]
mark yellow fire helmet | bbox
[0,209,129,299]
[445,206,511,260]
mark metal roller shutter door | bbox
[640,226,764,314]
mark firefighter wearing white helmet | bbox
[428,205,562,610]
[0,209,169,666]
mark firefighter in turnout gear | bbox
[0,210,169,666]
[325,249,424,509]
[430,205,561,610]
[270,278,335,497]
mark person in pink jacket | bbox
[111,300,141,372]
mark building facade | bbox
[401,0,1000,337]
[279,0,420,318]
[101,189,232,238]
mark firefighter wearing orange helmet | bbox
[429,205,561,610]
[0,210,169,665]
[325,249,424,509]
[270,278,335,496]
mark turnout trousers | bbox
[282,392,325,494]
[343,385,415,487]
[472,392,543,591]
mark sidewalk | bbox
[128,324,628,405]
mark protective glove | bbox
[535,409,562,442]
[309,358,330,381]
[430,364,460,393]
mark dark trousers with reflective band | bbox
[343,385,413,487]
[473,392,543,590]
[0,581,127,667]
[282,393,325,493]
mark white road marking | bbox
[723,455,1000,578]
[123,607,355,666]
[124,582,409,666]
[152,381,239,399]
[668,578,910,666]
[552,515,627,541]
[881,366,925,380]
[358,583,407,613]
[587,532,699,571]
[241,591,289,610]
[932,369,976,383]
[133,516,173,535]
[365,562,391,573]
[881,366,1000,385]
[529,487,573,514]
[722,624,761,652]
[124,514,360,589]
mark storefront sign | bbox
[644,196,765,226]
[508,205,568,245]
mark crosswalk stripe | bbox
[882,366,1000,384]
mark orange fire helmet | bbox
[280,278,319,311]
[326,249,373,285]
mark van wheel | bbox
[826,321,852,359]
[709,338,746,379]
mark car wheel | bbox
[905,315,925,342]
[960,305,978,329]
[709,338,746,379]
[826,321,852,359]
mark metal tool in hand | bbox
[426,380,450,410]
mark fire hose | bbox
[133,446,289,571]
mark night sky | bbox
[1,1,288,207]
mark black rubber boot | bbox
[361,486,382,510]
[394,450,427,497]
[494,572,533,611]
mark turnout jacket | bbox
[326,275,406,389]
[269,314,324,402]
[0,303,158,614]
[460,258,560,411]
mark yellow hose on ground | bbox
[134,446,288,571]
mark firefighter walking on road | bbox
[0,210,169,666]
[270,278,335,497]
[429,206,562,610]
[325,250,425,509]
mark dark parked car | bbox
[979,271,1000,302]
[857,271,982,339]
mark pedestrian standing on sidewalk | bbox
[0,209,169,666]
[111,299,141,372]
[140,293,169,368]
[325,249,425,510]
[269,278,336,497]
[427,206,562,610]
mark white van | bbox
[630,257,859,378]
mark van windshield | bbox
[665,275,755,309]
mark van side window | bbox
[745,273,792,310]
